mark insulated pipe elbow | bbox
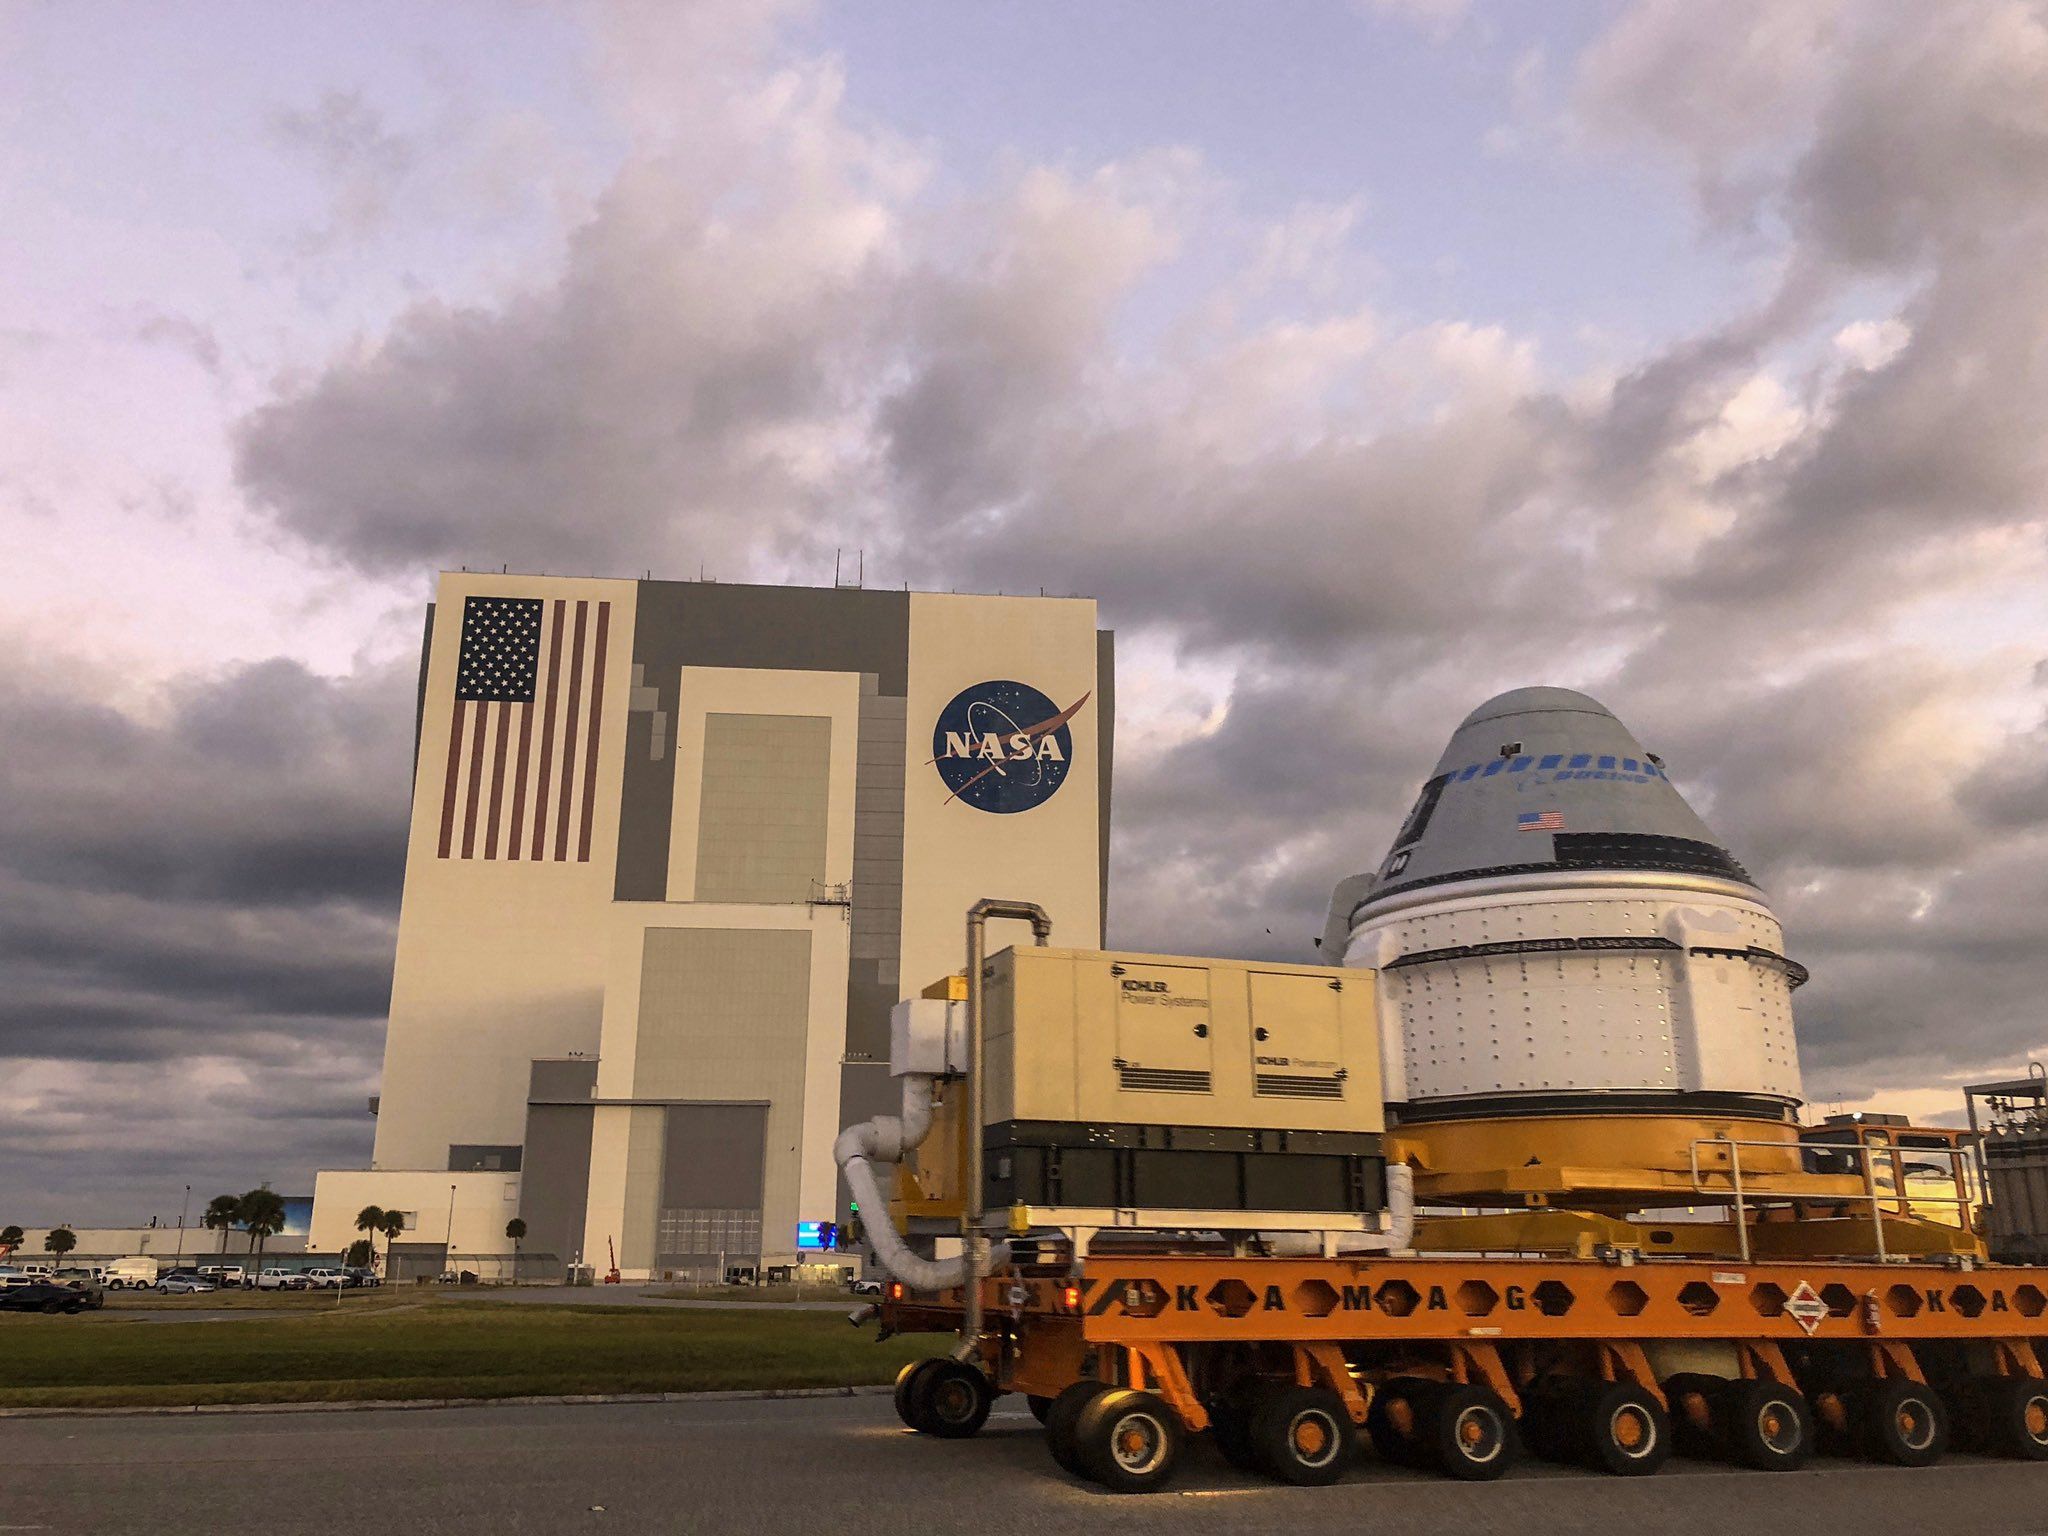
[839,1152,1005,1293]
[835,1073,998,1293]
[1259,1164,1417,1257]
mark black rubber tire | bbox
[1365,1376,1432,1467]
[1417,1382,1518,1481]
[1074,1388,1184,1494]
[1247,1384,1353,1486]
[1662,1373,1726,1459]
[917,1360,994,1439]
[1577,1382,1670,1476]
[1046,1380,1113,1477]
[1860,1378,1947,1467]
[40,1299,65,1315]
[893,1358,944,1430]
[1714,1379,1813,1471]
[1207,1391,1262,1472]
[1026,1394,1053,1425]
[1516,1380,1579,1464]
[1961,1377,2048,1460]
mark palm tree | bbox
[239,1189,288,1266]
[202,1194,242,1253]
[355,1205,387,1279]
[505,1218,527,1281]
[0,1223,22,1257]
[43,1228,77,1262]
[379,1209,408,1282]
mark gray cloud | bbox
[0,659,407,1220]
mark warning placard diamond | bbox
[1786,1280,1829,1335]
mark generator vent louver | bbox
[1256,1073,1344,1099]
[1117,1066,1213,1094]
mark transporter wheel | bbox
[1248,1384,1353,1486]
[916,1360,994,1439]
[1516,1380,1580,1464]
[1715,1379,1812,1471]
[1662,1373,1725,1459]
[1417,1382,1518,1481]
[1860,1378,1947,1467]
[1206,1389,1262,1472]
[1026,1394,1053,1425]
[1046,1380,1113,1477]
[1074,1388,1184,1494]
[893,1358,945,1431]
[1577,1383,1670,1477]
[1962,1377,2048,1460]
[1365,1376,1433,1467]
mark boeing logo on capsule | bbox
[931,680,1089,813]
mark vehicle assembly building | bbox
[308,573,1113,1279]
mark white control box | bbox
[889,997,967,1078]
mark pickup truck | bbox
[300,1268,347,1290]
[255,1267,308,1291]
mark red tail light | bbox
[1061,1284,1081,1314]
[888,1282,904,1302]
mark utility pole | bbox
[445,1184,458,1280]
[176,1185,190,1259]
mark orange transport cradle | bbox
[879,1252,2048,1492]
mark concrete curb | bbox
[0,1383,895,1420]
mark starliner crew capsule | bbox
[1320,686,1810,1205]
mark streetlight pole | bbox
[176,1185,190,1259]
[445,1184,457,1280]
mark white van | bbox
[103,1255,160,1290]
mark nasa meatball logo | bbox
[931,680,1089,813]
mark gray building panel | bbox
[529,1058,599,1102]
[656,1103,769,1270]
[518,1104,595,1269]
[694,713,833,902]
[614,582,912,903]
[448,1144,523,1172]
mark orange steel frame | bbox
[885,1255,2048,1427]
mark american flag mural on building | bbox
[437,595,612,862]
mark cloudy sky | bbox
[5,0,2048,1225]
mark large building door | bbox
[655,1104,769,1278]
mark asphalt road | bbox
[10,1394,2048,1536]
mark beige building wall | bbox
[308,1168,521,1258]
[898,593,1104,993]
[581,664,864,1274]
[371,572,638,1171]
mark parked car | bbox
[300,1268,346,1290]
[154,1271,218,1295]
[255,1267,307,1291]
[53,1269,106,1308]
[0,1269,35,1289]
[848,1277,883,1296]
[197,1264,249,1289]
[103,1256,160,1290]
[341,1266,381,1288]
[0,1281,88,1314]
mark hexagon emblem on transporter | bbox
[1320,686,1810,1207]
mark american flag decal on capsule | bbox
[1517,810,1565,832]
